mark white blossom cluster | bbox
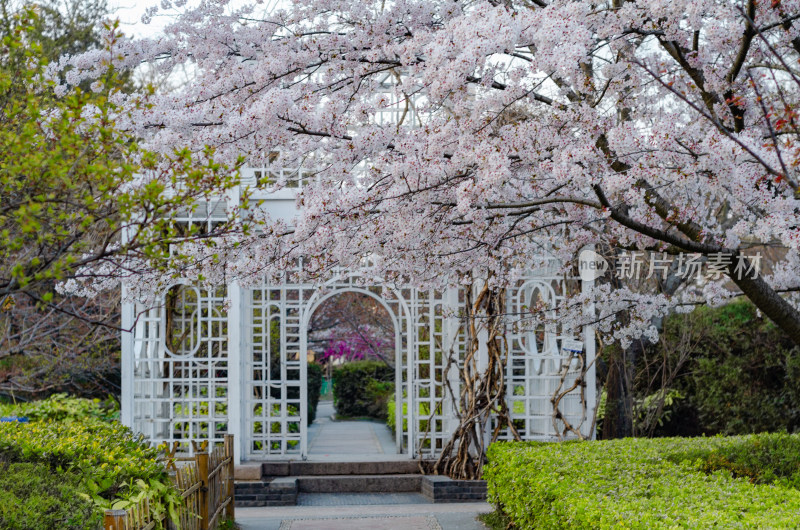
[59,0,800,345]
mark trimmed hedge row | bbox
[0,460,97,530]
[307,363,324,423]
[0,393,119,422]
[485,434,800,529]
[0,397,173,528]
[333,361,394,419]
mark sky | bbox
[107,0,169,39]
[106,0,280,39]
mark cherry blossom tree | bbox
[63,0,800,346]
[309,292,394,365]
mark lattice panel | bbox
[409,289,453,458]
[500,262,589,441]
[132,285,229,451]
[247,282,304,457]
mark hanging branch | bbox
[430,281,520,480]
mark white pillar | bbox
[120,286,135,428]
[473,279,492,450]
[227,281,244,464]
[581,246,598,440]
[300,304,309,460]
[406,289,417,457]
[442,287,462,440]
[226,184,245,464]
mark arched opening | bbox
[302,289,402,459]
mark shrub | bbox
[0,419,174,521]
[333,361,394,419]
[0,460,98,530]
[387,397,431,435]
[387,397,400,433]
[485,434,800,529]
[0,393,119,423]
[307,363,324,423]
[656,301,800,436]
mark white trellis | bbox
[500,261,596,441]
[119,81,595,461]
[120,250,596,464]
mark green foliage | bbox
[252,403,300,451]
[333,361,394,420]
[485,434,800,529]
[0,393,119,422]
[0,419,175,523]
[0,11,245,300]
[387,397,399,432]
[386,396,431,435]
[477,510,512,530]
[678,433,800,490]
[307,363,323,423]
[658,300,800,435]
[0,460,99,530]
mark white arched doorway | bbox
[299,284,410,458]
[242,269,450,461]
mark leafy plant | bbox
[0,460,99,530]
[387,396,431,435]
[332,361,394,420]
[485,434,800,529]
[0,393,119,422]
[307,363,324,423]
[0,419,176,524]
[656,301,800,436]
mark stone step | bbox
[233,473,487,507]
[296,474,422,493]
[261,460,427,477]
[234,477,297,507]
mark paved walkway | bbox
[236,497,492,529]
[237,402,490,528]
[307,401,398,459]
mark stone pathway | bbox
[235,499,492,530]
[237,402,490,528]
[297,493,429,506]
[307,401,397,458]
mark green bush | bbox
[307,363,324,423]
[0,419,175,522]
[387,396,431,435]
[0,393,119,422]
[656,301,800,436]
[485,434,800,529]
[387,397,399,433]
[0,460,98,530]
[333,361,394,419]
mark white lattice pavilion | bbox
[120,177,597,464]
[119,80,597,464]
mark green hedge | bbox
[0,398,175,525]
[0,393,119,422]
[0,460,98,530]
[307,363,324,423]
[387,397,432,435]
[333,361,394,419]
[485,434,800,529]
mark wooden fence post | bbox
[103,509,127,530]
[224,434,235,520]
[196,451,210,530]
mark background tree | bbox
[309,292,395,366]
[0,0,121,399]
[0,9,247,399]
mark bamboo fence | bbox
[103,434,235,530]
